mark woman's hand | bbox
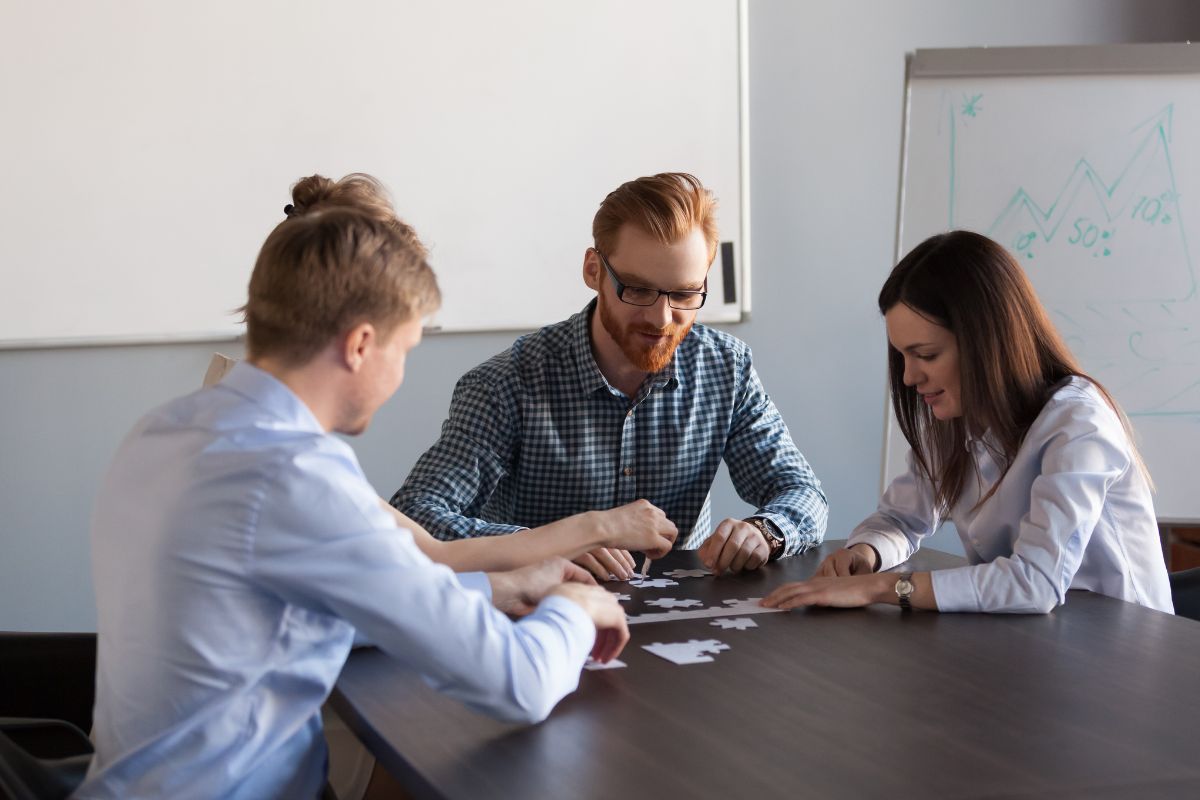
[815,543,879,577]
[761,573,892,610]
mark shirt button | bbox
[623,466,634,477]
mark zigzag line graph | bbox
[987,107,1182,250]
[943,98,1199,416]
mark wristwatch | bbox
[745,517,785,561]
[894,572,915,611]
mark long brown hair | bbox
[879,230,1147,513]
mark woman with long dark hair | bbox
[763,231,1173,614]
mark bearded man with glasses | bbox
[392,173,827,578]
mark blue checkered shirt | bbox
[392,301,828,555]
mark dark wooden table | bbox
[331,542,1200,799]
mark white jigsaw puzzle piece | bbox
[662,568,713,579]
[710,617,758,630]
[626,598,779,625]
[628,577,679,588]
[583,657,628,670]
[720,597,773,614]
[611,593,632,602]
[643,639,730,665]
[644,597,704,609]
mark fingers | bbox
[561,560,597,585]
[699,519,734,571]
[816,550,855,578]
[761,581,814,609]
[713,523,759,574]
[760,576,873,609]
[646,521,677,559]
[617,549,636,572]
[592,614,630,662]
[573,553,609,582]
[592,628,619,663]
[591,548,633,581]
[656,519,679,549]
[623,501,677,558]
[728,538,756,573]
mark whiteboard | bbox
[886,44,1200,523]
[0,0,747,347]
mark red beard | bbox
[598,294,693,373]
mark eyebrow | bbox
[899,343,938,353]
[616,269,705,292]
[600,250,706,292]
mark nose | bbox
[901,356,922,388]
[647,293,673,327]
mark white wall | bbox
[3,0,1199,631]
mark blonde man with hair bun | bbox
[82,173,635,800]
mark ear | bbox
[582,248,602,292]
[341,322,376,373]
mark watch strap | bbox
[895,572,915,611]
[745,517,785,561]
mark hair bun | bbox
[288,174,339,218]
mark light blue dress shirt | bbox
[849,377,1173,614]
[78,362,596,799]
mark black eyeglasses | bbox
[595,249,707,310]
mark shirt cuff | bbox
[458,571,493,601]
[929,565,983,613]
[755,512,812,558]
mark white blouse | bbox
[849,377,1173,614]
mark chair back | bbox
[1170,567,1200,620]
[0,633,97,734]
[0,724,91,800]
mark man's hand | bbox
[573,547,637,582]
[592,500,678,559]
[550,583,630,664]
[697,518,771,575]
[815,543,879,577]
[488,558,595,616]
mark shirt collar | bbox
[217,361,327,434]
[568,299,680,397]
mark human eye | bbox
[622,286,659,305]
[668,291,705,310]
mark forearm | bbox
[440,517,606,572]
[384,499,607,572]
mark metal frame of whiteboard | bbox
[886,43,1200,523]
[1,0,750,350]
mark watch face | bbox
[895,578,915,596]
